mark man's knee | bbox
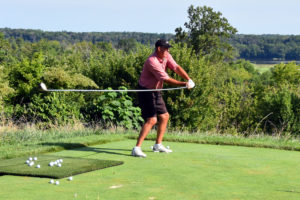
[146,117,158,126]
[159,112,169,121]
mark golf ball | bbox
[60,159,63,163]
[33,157,37,161]
[166,146,170,149]
[49,162,54,167]
[26,160,30,164]
[57,163,62,167]
[150,146,153,149]
[55,181,59,185]
[68,177,73,181]
[49,179,54,184]
[36,164,41,168]
[29,157,33,161]
[29,162,34,166]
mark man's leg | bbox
[156,112,169,144]
[136,117,157,147]
[152,112,172,153]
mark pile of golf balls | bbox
[48,159,63,167]
[25,157,40,168]
[25,157,74,185]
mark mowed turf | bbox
[0,140,299,200]
[0,155,123,179]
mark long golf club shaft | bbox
[45,87,187,92]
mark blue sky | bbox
[1,0,300,34]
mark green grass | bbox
[0,155,123,179]
[252,63,275,73]
[0,140,299,200]
[1,129,300,160]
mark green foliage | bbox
[27,93,83,126]
[8,52,45,104]
[0,66,14,113]
[257,86,300,135]
[43,67,99,89]
[83,87,143,129]
[175,5,237,60]
[0,30,299,136]
[271,62,300,86]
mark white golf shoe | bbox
[153,144,172,153]
[131,147,147,158]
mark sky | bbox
[1,0,300,35]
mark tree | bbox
[175,5,237,59]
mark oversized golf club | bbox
[39,82,187,92]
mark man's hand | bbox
[186,79,195,89]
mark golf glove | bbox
[186,79,195,89]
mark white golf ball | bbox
[36,164,41,168]
[33,157,37,161]
[57,163,62,167]
[60,159,63,163]
[29,162,34,166]
[68,177,73,181]
[55,181,59,185]
[49,179,54,184]
[166,146,170,149]
[49,162,54,167]
[150,146,153,149]
[26,160,30,164]
[29,157,33,161]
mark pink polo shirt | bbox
[138,52,178,89]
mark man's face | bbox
[157,46,169,58]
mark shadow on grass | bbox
[277,190,300,194]
[40,142,88,149]
[41,142,132,157]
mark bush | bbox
[83,87,143,129]
[27,93,83,126]
[257,85,300,135]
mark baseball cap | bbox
[155,39,172,48]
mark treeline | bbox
[231,34,300,61]
[0,33,299,135]
[1,28,300,60]
[0,28,173,46]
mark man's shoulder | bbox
[146,53,160,65]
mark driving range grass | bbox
[252,63,275,73]
[0,139,299,200]
[0,155,123,179]
[1,128,300,160]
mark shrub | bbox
[83,87,143,129]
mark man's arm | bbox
[174,65,190,80]
[164,65,195,88]
[164,78,186,86]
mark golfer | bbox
[131,39,195,157]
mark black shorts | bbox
[138,84,168,120]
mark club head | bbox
[40,82,48,91]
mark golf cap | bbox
[155,39,172,48]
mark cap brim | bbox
[162,44,172,48]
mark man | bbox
[131,39,195,158]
